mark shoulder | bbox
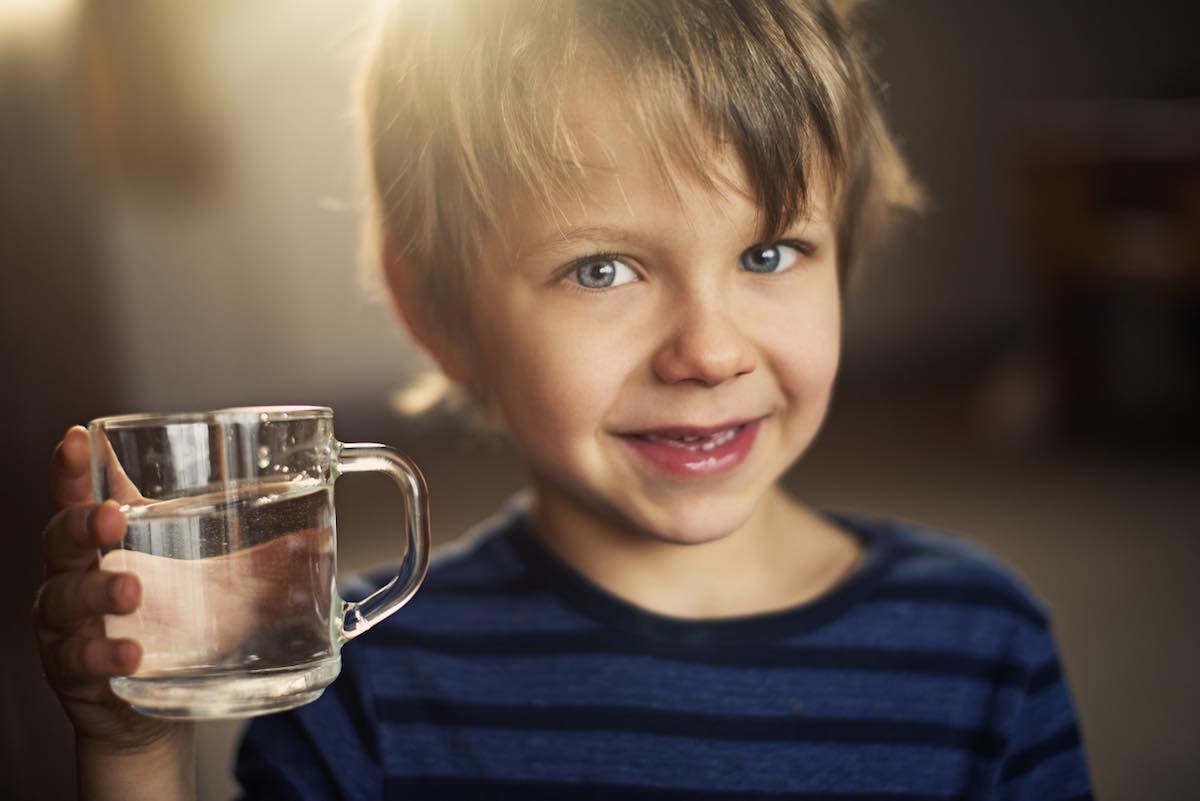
[859,517,1094,794]
[826,511,1065,681]
[852,512,1053,632]
[343,496,531,602]
[339,496,557,658]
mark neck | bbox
[527,484,861,620]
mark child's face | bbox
[463,111,841,547]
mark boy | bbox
[36,1,1092,798]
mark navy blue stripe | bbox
[235,722,338,801]
[999,723,1082,782]
[1027,658,1062,693]
[330,663,380,764]
[416,578,1048,626]
[383,776,971,800]
[870,582,1048,629]
[370,629,1029,684]
[378,698,1006,757]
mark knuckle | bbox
[88,572,116,613]
[55,636,85,680]
[75,574,100,617]
[69,505,95,546]
[59,635,107,680]
[81,573,112,615]
[33,573,106,631]
[32,578,66,629]
[82,638,108,676]
[41,506,79,552]
[43,503,78,541]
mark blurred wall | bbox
[843,0,1200,387]
[75,0,416,414]
[3,1,1197,800]
[3,4,121,798]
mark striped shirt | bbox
[235,499,1092,800]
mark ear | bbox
[381,237,471,383]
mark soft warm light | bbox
[390,371,454,416]
[0,0,77,41]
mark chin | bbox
[634,497,757,547]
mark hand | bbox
[99,521,334,673]
[32,426,185,754]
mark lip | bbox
[615,418,763,478]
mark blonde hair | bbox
[358,0,920,414]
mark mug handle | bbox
[333,441,431,642]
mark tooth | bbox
[639,426,742,450]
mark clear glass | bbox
[88,406,430,720]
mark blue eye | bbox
[570,257,639,289]
[739,242,803,274]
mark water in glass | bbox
[101,480,339,718]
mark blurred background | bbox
[2,1,1197,798]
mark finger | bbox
[52,633,142,684]
[41,502,127,575]
[51,426,93,509]
[94,429,148,507]
[33,570,141,633]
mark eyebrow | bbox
[531,225,646,254]
[524,216,833,260]
[544,225,633,244]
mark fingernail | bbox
[108,576,127,603]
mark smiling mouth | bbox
[615,418,763,477]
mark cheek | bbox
[799,313,842,389]
[478,307,629,450]
[760,287,842,420]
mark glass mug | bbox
[89,406,429,719]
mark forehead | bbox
[500,85,832,259]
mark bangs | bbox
[466,0,853,248]
[362,0,916,327]
[589,0,851,241]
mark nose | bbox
[651,296,757,387]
